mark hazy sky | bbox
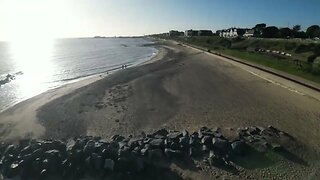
[0,0,320,40]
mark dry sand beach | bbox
[1,39,320,179]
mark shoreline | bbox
[0,43,166,142]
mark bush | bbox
[307,54,318,63]
[312,58,320,74]
[218,38,231,48]
[284,42,297,51]
[314,44,320,55]
[295,44,315,54]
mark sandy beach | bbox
[1,39,320,179]
[0,40,320,145]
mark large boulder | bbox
[212,137,229,152]
[149,139,164,148]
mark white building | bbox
[219,28,245,38]
[243,29,255,37]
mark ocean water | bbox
[0,37,157,112]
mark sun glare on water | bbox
[3,0,66,99]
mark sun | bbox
[1,0,67,98]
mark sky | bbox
[0,0,320,40]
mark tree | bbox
[262,26,279,38]
[292,25,301,32]
[306,25,320,38]
[254,23,267,30]
[279,28,293,38]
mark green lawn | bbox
[218,49,320,84]
[166,36,320,85]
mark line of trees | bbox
[253,23,320,39]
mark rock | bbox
[115,157,130,172]
[140,146,149,156]
[253,140,268,153]
[212,137,229,151]
[167,132,182,141]
[182,130,189,137]
[19,139,30,149]
[154,129,169,137]
[83,140,95,155]
[20,145,32,157]
[208,150,224,167]
[179,136,190,147]
[149,138,164,148]
[74,165,85,178]
[202,145,209,153]
[91,153,104,170]
[104,159,115,171]
[169,142,181,150]
[248,127,260,135]
[128,138,142,148]
[148,149,163,159]
[131,157,144,172]
[4,145,16,156]
[271,143,283,152]
[44,150,61,173]
[39,169,49,179]
[164,148,183,158]
[231,141,247,155]
[201,136,212,145]
[268,125,279,133]
[5,161,21,178]
[118,146,131,158]
[189,147,202,157]
[111,135,125,142]
[189,136,199,146]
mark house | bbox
[219,28,246,38]
[169,30,184,37]
[185,29,199,37]
[243,29,256,37]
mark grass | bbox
[218,49,320,84]
[166,36,320,85]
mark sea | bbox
[0,37,158,112]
